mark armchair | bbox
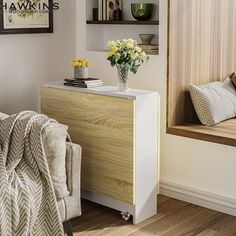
[60,142,82,236]
[0,112,82,236]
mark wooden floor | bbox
[70,195,236,236]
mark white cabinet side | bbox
[133,94,159,224]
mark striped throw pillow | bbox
[230,72,236,89]
[189,77,236,126]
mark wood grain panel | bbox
[70,195,236,236]
[168,0,236,126]
[40,87,135,204]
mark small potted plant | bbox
[107,39,149,91]
[71,57,92,79]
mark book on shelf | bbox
[103,0,106,20]
[98,0,105,20]
[98,0,103,20]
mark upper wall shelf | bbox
[86,20,159,25]
[85,0,159,52]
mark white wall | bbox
[0,0,76,114]
[76,0,236,207]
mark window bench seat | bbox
[167,119,236,147]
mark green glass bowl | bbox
[131,3,154,21]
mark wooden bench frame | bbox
[167,0,236,147]
[167,121,236,147]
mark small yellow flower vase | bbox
[74,66,88,79]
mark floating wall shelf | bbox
[85,0,159,53]
[86,20,159,25]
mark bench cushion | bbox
[190,77,236,126]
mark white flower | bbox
[127,42,134,49]
[141,51,146,58]
[135,46,142,53]
[107,40,116,48]
[128,38,134,43]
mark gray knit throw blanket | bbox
[0,111,64,236]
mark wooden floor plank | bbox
[68,195,236,236]
[214,220,236,236]
[128,205,207,236]
[196,229,217,236]
[162,210,219,236]
[210,214,236,232]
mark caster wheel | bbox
[121,211,131,221]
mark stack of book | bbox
[138,44,159,55]
[64,78,104,88]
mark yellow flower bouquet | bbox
[71,57,92,79]
[107,39,148,74]
[71,57,92,68]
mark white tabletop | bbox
[43,82,159,100]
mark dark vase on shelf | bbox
[131,3,154,21]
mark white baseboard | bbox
[160,180,236,216]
